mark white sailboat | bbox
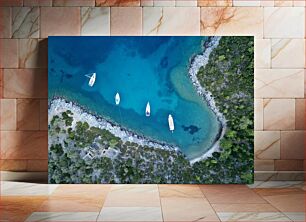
[168,114,174,132]
[85,73,96,87]
[146,102,150,117]
[115,92,120,105]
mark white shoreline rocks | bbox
[188,37,227,164]
[48,36,226,164]
[49,98,180,154]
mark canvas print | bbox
[48,36,254,184]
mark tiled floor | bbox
[0,181,305,221]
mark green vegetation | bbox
[48,36,254,184]
[194,36,254,183]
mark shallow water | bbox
[48,36,220,159]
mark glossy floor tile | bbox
[103,184,160,207]
[0,183,304,222]
[25,212,99,221]
[217,212,291,221]
[199,185,266,204]
[0,196,47,221]
[1,181,58,196]
[98,207,163,221]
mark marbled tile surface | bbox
[264,7,305,38]
[271,39,305,68]
[110,7,142,35]
[12,7,39,38]
[81,7,110,36]
[98,207,163,221]
[0,131,47,159]
[200,7,263,37]
[0,7,11,38]
[0,183,304,222]
[3,69,47,98]
[1,181,58,196]
[263,99,295,130]
[0,99,16,130]
[19,39,48,68]
[255,69,304,98]
[40,7,80,38]
[17,99,40,130]
[103,185,160,207]
[217,212,291,221]
[143,7,200,35]
[26,212,99,221]
[255,131,280,160]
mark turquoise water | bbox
[48,36,220,160]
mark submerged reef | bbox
[48,36,254,184]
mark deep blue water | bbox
[48,36,220,160]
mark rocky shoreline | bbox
[188,36,227,164]
[49,97,180,153]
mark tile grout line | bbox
[197,185,223,222]
[157,184,165,222]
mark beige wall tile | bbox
[0,7,11,38]
[255,39,271,69]
[19,39,48,68]
[39,99,48,130]
[3,69,48,99]
[154,0,176,6]
[12,7,39,38]
[255,69,304,98]
[254,160,275,171]
[233,0,260,6]
[41,7,80,38]
[280,131,304,159]
[0,99,16,130]
[0,160,27,171]
[198,0,232,6]
[275,160,304,171]
[274,0,293,6]
[0,131,48,159]
[305,70,306,98]
[96,0,140,6]
[295,99,305,130]
[0,69,3,98]
[53,0,95,6]
[260,0,274,6]
[264,7,305,38]
[110,7,142,35]
[17,99,40,130]
[27,159,48,172]
[141,0,153,6]
[293,0,305,6]
[263,99,295,130]
[271,39,305,68]
[143,7,200,35]
[81,7,110,36]
[23,0,52,6]
[176,0,197,6]
[0,0,22,6]
[255,131,280,160]
[200,7,263,38]
[0,39,18,68]
[255,99,263,130]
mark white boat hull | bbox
[168,114,174,132]
[146,102,150,117]
[115,93,120,105]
